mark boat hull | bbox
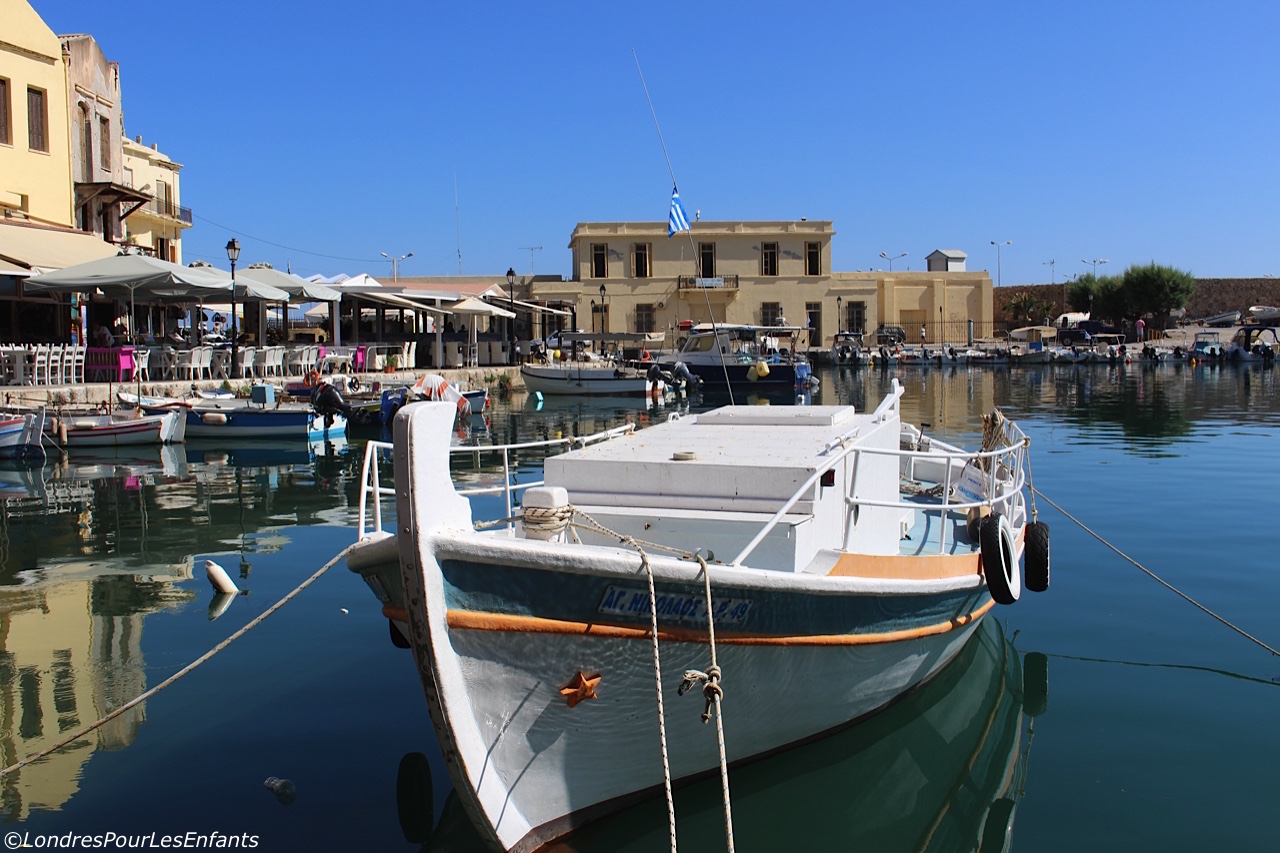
[0,412,46,459]
[662,359,797,387]
[393,535,988,852]
[146,405,346,440]
[63,410,184,447]
[521,364,655,396]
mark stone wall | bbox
[993,278,1280,326]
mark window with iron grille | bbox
[633,243,650,278]
[847,300,867,334]
[591,243,608,278]
[27,87,47,152]
[636,303,655,333]
[761,242,779,276]
[805,242,821,276]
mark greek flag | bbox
[668,187,691,237]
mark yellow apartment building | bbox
[122,134,191,264]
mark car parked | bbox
[873,325,907,346]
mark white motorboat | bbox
[61,409,186,448]
[345,381,1049,851]
[1249,305,1280,323]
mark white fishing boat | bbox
[0,410,47,459]
[521,361,662,397]
[1249,305,1280,323]
[829,331,866,366]
[346,381,1049,851]
[662,324,808,387]
[61,409,186,448]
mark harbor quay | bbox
[1,366,520,409]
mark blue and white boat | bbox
[345,380,1048,851]
[662,323,807,387]
[0,410,46,460]
[124,391,345,440]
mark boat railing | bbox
[730,384,1030,568]
[356,423,635,541]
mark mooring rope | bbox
[0,544,356,777]
[635,544,680,853]
[1033,487,1280,658]
[677,554,736,852]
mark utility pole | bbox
[518,246,543,276]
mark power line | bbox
[190,212,381,263]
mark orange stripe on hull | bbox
[442,599,994,647]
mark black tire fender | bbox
[1024,520,1050,592]
[980,512,1021,604]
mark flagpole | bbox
[635,50,734,401]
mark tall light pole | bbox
[1082,258,1108,278]
[990,240,1011,287]
[506,267,516,365]
[1043,258,1056,284]
[879,251,907,271]
[381,251,413,282]
[226,238,240,378]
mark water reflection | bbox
[0,436,372,823]
[404,617,1045,852]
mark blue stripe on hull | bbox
[441,559,985,638]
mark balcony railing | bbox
[135,196,193,225]
[677,274,739,290]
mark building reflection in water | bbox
[0,437,359,821]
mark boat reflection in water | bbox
[400,617,1046,852]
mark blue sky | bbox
[33,1,1280,284]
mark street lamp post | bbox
[879,251,907,271]
[380,251,413,282]
[836,296,842,334]
[598,282,607,355]
[506,267,516,365]
[226,238,240,378]
[990,240,1011,287]
[1082,258,1108,278]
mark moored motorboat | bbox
[0,410,47,459]
[129,389,346,440]
[61,408,185,447]
[345,381,1049,851]
[661,323,807,387]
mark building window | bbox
[27,87,47,152]
[761,302,782,326]
[847,300,867,334]
[761,242,779,276]
[99,117,111,169]
[0,78,10,145]
[806,242,821,276]
[699,242,716,278]
[636,303,655,333]
[591,243,608,278]
[806,302,821,342]
[633,243,651,278]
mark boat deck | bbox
[899,491,975,557]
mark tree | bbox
[1067,273,1123,322]
[1006,289,1050,326]
[1121,262,1196,329]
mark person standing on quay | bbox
[920,324,927,345]
[1136,317,1146,342]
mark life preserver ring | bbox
[304,370,320,388]
[980,512,1021,605]
[640,349,652,362]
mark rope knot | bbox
[678,665,724,723]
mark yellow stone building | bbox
[526,220,993,349]
[0,0,75,227]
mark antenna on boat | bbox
[633,50,734,401]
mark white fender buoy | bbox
[205,559,239,594]
[208,592,237,621]
[201,412,228,425]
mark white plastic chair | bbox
[173,348,197,381]
[69,345,86,384]
[32,345,50,385]
[134,347,150,381]
[235,346,257,379]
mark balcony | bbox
[677,274,739,290]
[131,195,193,225]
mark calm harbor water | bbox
[1,362,1277,851]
